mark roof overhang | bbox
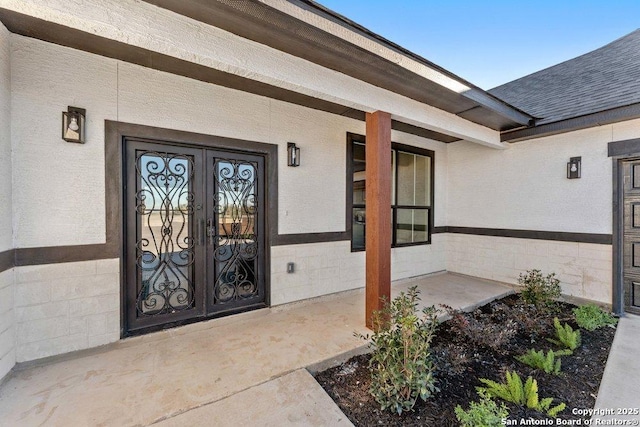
[142,0,534,132]
[0,0,530,148]
[501,102,640,143]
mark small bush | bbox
[455,390,509,427]
[518,269,561,310]
[515,349,569,375]
[573,304,618,331]
[547,317,581,353]
[358,286,439,415]
[478,371,566,417]
[441,305,517,354]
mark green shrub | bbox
[515,349,569,375]
[359,286,439,415]
[455,390,509,427]
[478,371,566,417]
[547,317,581,353]
[573,304,618,331]
[518,269,561,310]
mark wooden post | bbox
[365,111,392,329]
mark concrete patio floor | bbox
[0,272,514,426]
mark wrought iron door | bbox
[206,151,265,313]
[623,160,640,315]
[124,140,266,335]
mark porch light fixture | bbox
[567,156,581,179]
[62,106,86,143]
[287,142,300,167]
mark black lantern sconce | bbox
[567,156,581,179]
[62,106,86,143]
[287,142,300,167]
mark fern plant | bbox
[547,317,581,353]
[478,371,566,417]
[573,304,618,331]
[515,349,569,375]
[455,390,509,427]
[357,286,439,415]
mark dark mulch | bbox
[314,294,617,426]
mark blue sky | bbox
[317,0,640,89]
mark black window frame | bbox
[346,132,435,252]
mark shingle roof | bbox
[489,29,640,124]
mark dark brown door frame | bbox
[609,137,640,316]
[106,121,277,337]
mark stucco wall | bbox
[445,121,640,303]
[0,21,11,252]
[0,21,15,381]
[9,35,450,360]
[448,125,614,234]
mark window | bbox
[348,133,434,251]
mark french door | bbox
[124,139,266,335]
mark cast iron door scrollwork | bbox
[135,151,196,316]
[207,153,264,313]
[124,139,266,335]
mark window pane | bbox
[415,155,431,206]
[352,142,366,204]
[395,209,429,244]
[397,152,414,205]
[396,151,431,206]
[352,208,366,250]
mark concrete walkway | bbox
[592,314,640,423]
[0,272,514,426]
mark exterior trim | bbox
[445,226,612,245]
[14,245,112,266]
[612,158,625,315]
[272,232,350,246]
[608,138,640,158]
[502,102,640,143]
[0,249,14,273]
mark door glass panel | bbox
[212,159,259,304]
[135,152,195,317]
[352,208,366,250]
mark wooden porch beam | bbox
[365,111,392,329]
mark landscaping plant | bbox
[478,371,566,417]
[454,390,509,427]
[548,317,581,353]
[515,348,570,375]
[359,286,439,415]
[573,304,618,331]
[518,269,561,311]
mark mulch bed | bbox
[314,294,616,426]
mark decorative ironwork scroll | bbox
[212,159,259,304]
[135,152,195,316]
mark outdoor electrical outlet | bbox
[287,262,295,273]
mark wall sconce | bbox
[62,106,86,143]
[567,156,581,179]
[287,142,300,167]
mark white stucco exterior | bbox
[0,21,15,381]
[448,124,615,234]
